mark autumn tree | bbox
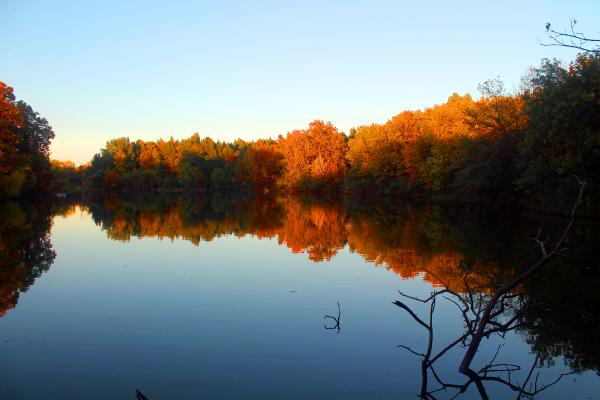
[236,140,283,192]
[0,82,56,196]
[347,122,407,185]
[450,83,527,202]
[414,95,472,190]
[280,120,348,190]
[0,82,25,196]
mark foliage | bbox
[0,82,26,196]
[0,200,56,316]
[518,54,600,213]
[4,52,600,213]
[51,160,82,193]
[279,120,348,191]
[0,82,55,197]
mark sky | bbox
[1,0,599,164]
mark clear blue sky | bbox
[1,0,598,164]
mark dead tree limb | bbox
[458,179,586,395]
[542,20,600,53]
[324,302,341,332]
[394,178,586,399]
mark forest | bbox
[1,53,599,214]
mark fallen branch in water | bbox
[393,177,586,399]
[324,302,341,332]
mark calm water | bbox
[1,195,599,399]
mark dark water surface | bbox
[1,195,599,399]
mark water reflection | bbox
[85,194,600,392]
[0,194,598,398]
[0,200,56,316]
[394,267,599,399]
[522,263,600,375]
[85,195,540,290]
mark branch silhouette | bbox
[394,178,586,399]
[324,301,341,332]
[542,20,600,53]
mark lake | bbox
[1,195,599,399]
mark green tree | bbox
[518,54,600,212]
[15,101,55,191]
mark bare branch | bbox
[392,178,587,400]
[542,20,600,53]
[323,302,341,332]
[392,300,430,330]
[397,344,425,357]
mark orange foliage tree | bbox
[0,82,25,196]
[279,120,348,190]
[236,140,283,192]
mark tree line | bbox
[81,53,599,213]
[2,53,599,212]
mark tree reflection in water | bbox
[0,200,57,316]
[393,183,599,399]
[1,193,598,398]
[394,261,600,400]
[394,278,578,399]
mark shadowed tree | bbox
[15,101,55,191]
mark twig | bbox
[324,302,341,332]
